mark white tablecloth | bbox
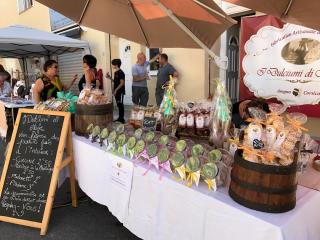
[73,135,320,240]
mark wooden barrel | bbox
[75,104,113,136]
[229,150,297,213]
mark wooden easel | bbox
[0,109,78,235]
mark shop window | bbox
[146,48,160,76]
[17,0,33,14]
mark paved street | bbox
[0,174,140,240]
[0,106,140,240]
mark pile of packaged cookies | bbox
[77,88,110,105]
[177,100,211,138]
[128,105,161,129]
[34,99,70,112]
[239,103,308,166]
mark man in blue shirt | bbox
[156,54,178,106]
[132,52,159,106]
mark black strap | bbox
[229,187,296,213]
[234,150,297,175]
[76,105,113,115]
[230,174,297,194]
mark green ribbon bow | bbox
[57,91,78,113]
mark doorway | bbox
[226,21,240,103]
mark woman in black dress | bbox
[78,54,100,92]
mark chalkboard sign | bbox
[143,117,157,131]
[0,109,77,235]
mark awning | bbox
[0,25,89,58]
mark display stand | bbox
[0,109,77,235]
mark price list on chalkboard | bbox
[0,113,64,222]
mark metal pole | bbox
[108,34,114,104]
[128,0,149,46]
[78,0,91,25]
[282,0,294,17]
[22,58,29,95]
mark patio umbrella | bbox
[224,0,320,31]
[36,0,236,68]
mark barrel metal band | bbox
[229,187,296,213]
[230,174,297,194]
[235,151,297,175]
[76,109,113,115]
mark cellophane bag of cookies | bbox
[160,77,178,137]
[209,81,232,148]
[78,88,109,105]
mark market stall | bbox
[1,2,319,239]
[72,134,320,240]
[66,76,320,239]
[1,59,319,238]
[0,25,89,141]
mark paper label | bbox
[130,110,137,120]
[229,143,238,156]
[186,113,194,128]
[111,157,134,191]
[196,115,204,129]
[179,114,187,127]
[204,114,210,127]
[137,110,145,121]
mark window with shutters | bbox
[17,0,33,14]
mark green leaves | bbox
[208,149,222,163]
[134,140,145,155]
[186,156,200,172]
[116,134,126,146]
[170,152,185,168]
[144,131,155,143]
[191,144,204,158]
[108,130,117,144]
[176,140,187,152]
[147,144,158,158]
[134,128,143,139]
[126,136,136,150]
[159,135,169,145]
[201,163,218,180]
[158,148,170,163]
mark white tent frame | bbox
[0,25,90,91]
[0,25,89,59]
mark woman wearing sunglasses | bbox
[33,60,77,103]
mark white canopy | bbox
[0,25,89,58]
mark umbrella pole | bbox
[108,34,114,105]
[282,0,294,17]
[154,0,228,69]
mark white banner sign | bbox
[243,23,320,106]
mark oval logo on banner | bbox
[243,23,320,106]
[281,38,320,65]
